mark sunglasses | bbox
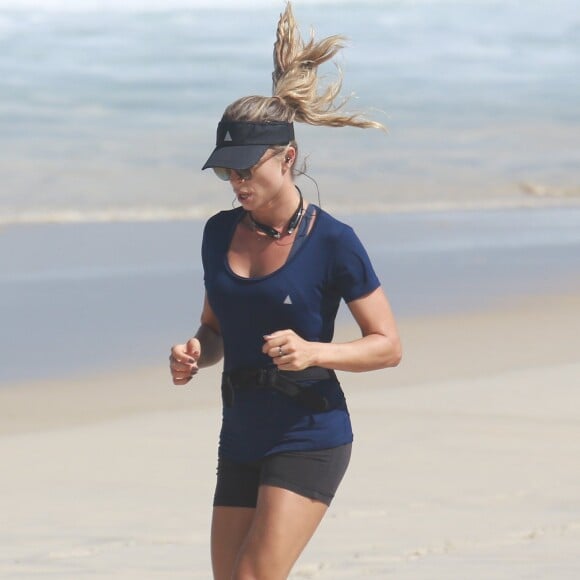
[212,166,253,182]
[212,149,285,182]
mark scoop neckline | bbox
[225,204,320,282]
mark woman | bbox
[169,4,401,579]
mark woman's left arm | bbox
[263,287,402,372]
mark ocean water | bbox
[1,0,579,222]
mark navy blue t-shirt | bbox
[202,205,381,462]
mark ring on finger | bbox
[278,346,284,357]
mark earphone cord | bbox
[294,168,322,208]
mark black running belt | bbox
[222,366,334,412]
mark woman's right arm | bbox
[170,293,223,386]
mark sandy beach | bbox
[2,292,579,579]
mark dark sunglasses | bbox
[212,149,285,182]
[212,166,253,182]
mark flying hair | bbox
[223,1,385,131]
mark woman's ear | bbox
[284,147,296,167]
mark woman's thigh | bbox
[211,506,255,580]
[234,485,328,580]
[213,445,351,578]
[212,457,261,579]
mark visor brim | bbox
[202,144,269,171]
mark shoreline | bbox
[1,195,580,227]
[2,204,579,385]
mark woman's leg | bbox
[212,445,351,579]
[232,485,328,580]
[211,457,261,580]
[211,506,255,580]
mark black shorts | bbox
[213,444,352,508]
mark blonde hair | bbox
[222,2,385,131]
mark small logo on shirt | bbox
[224,130,233,142]
[283,295,293,305]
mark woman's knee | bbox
[233,551,288,580]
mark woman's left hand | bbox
[262,329,315,371]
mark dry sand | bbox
[1,293,579,578]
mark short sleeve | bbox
[201,208,241,284]
[332,226,381,303]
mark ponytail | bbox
[223,2,385,131]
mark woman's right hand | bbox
[169,338,201,385]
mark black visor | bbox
[202,121,295,170]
